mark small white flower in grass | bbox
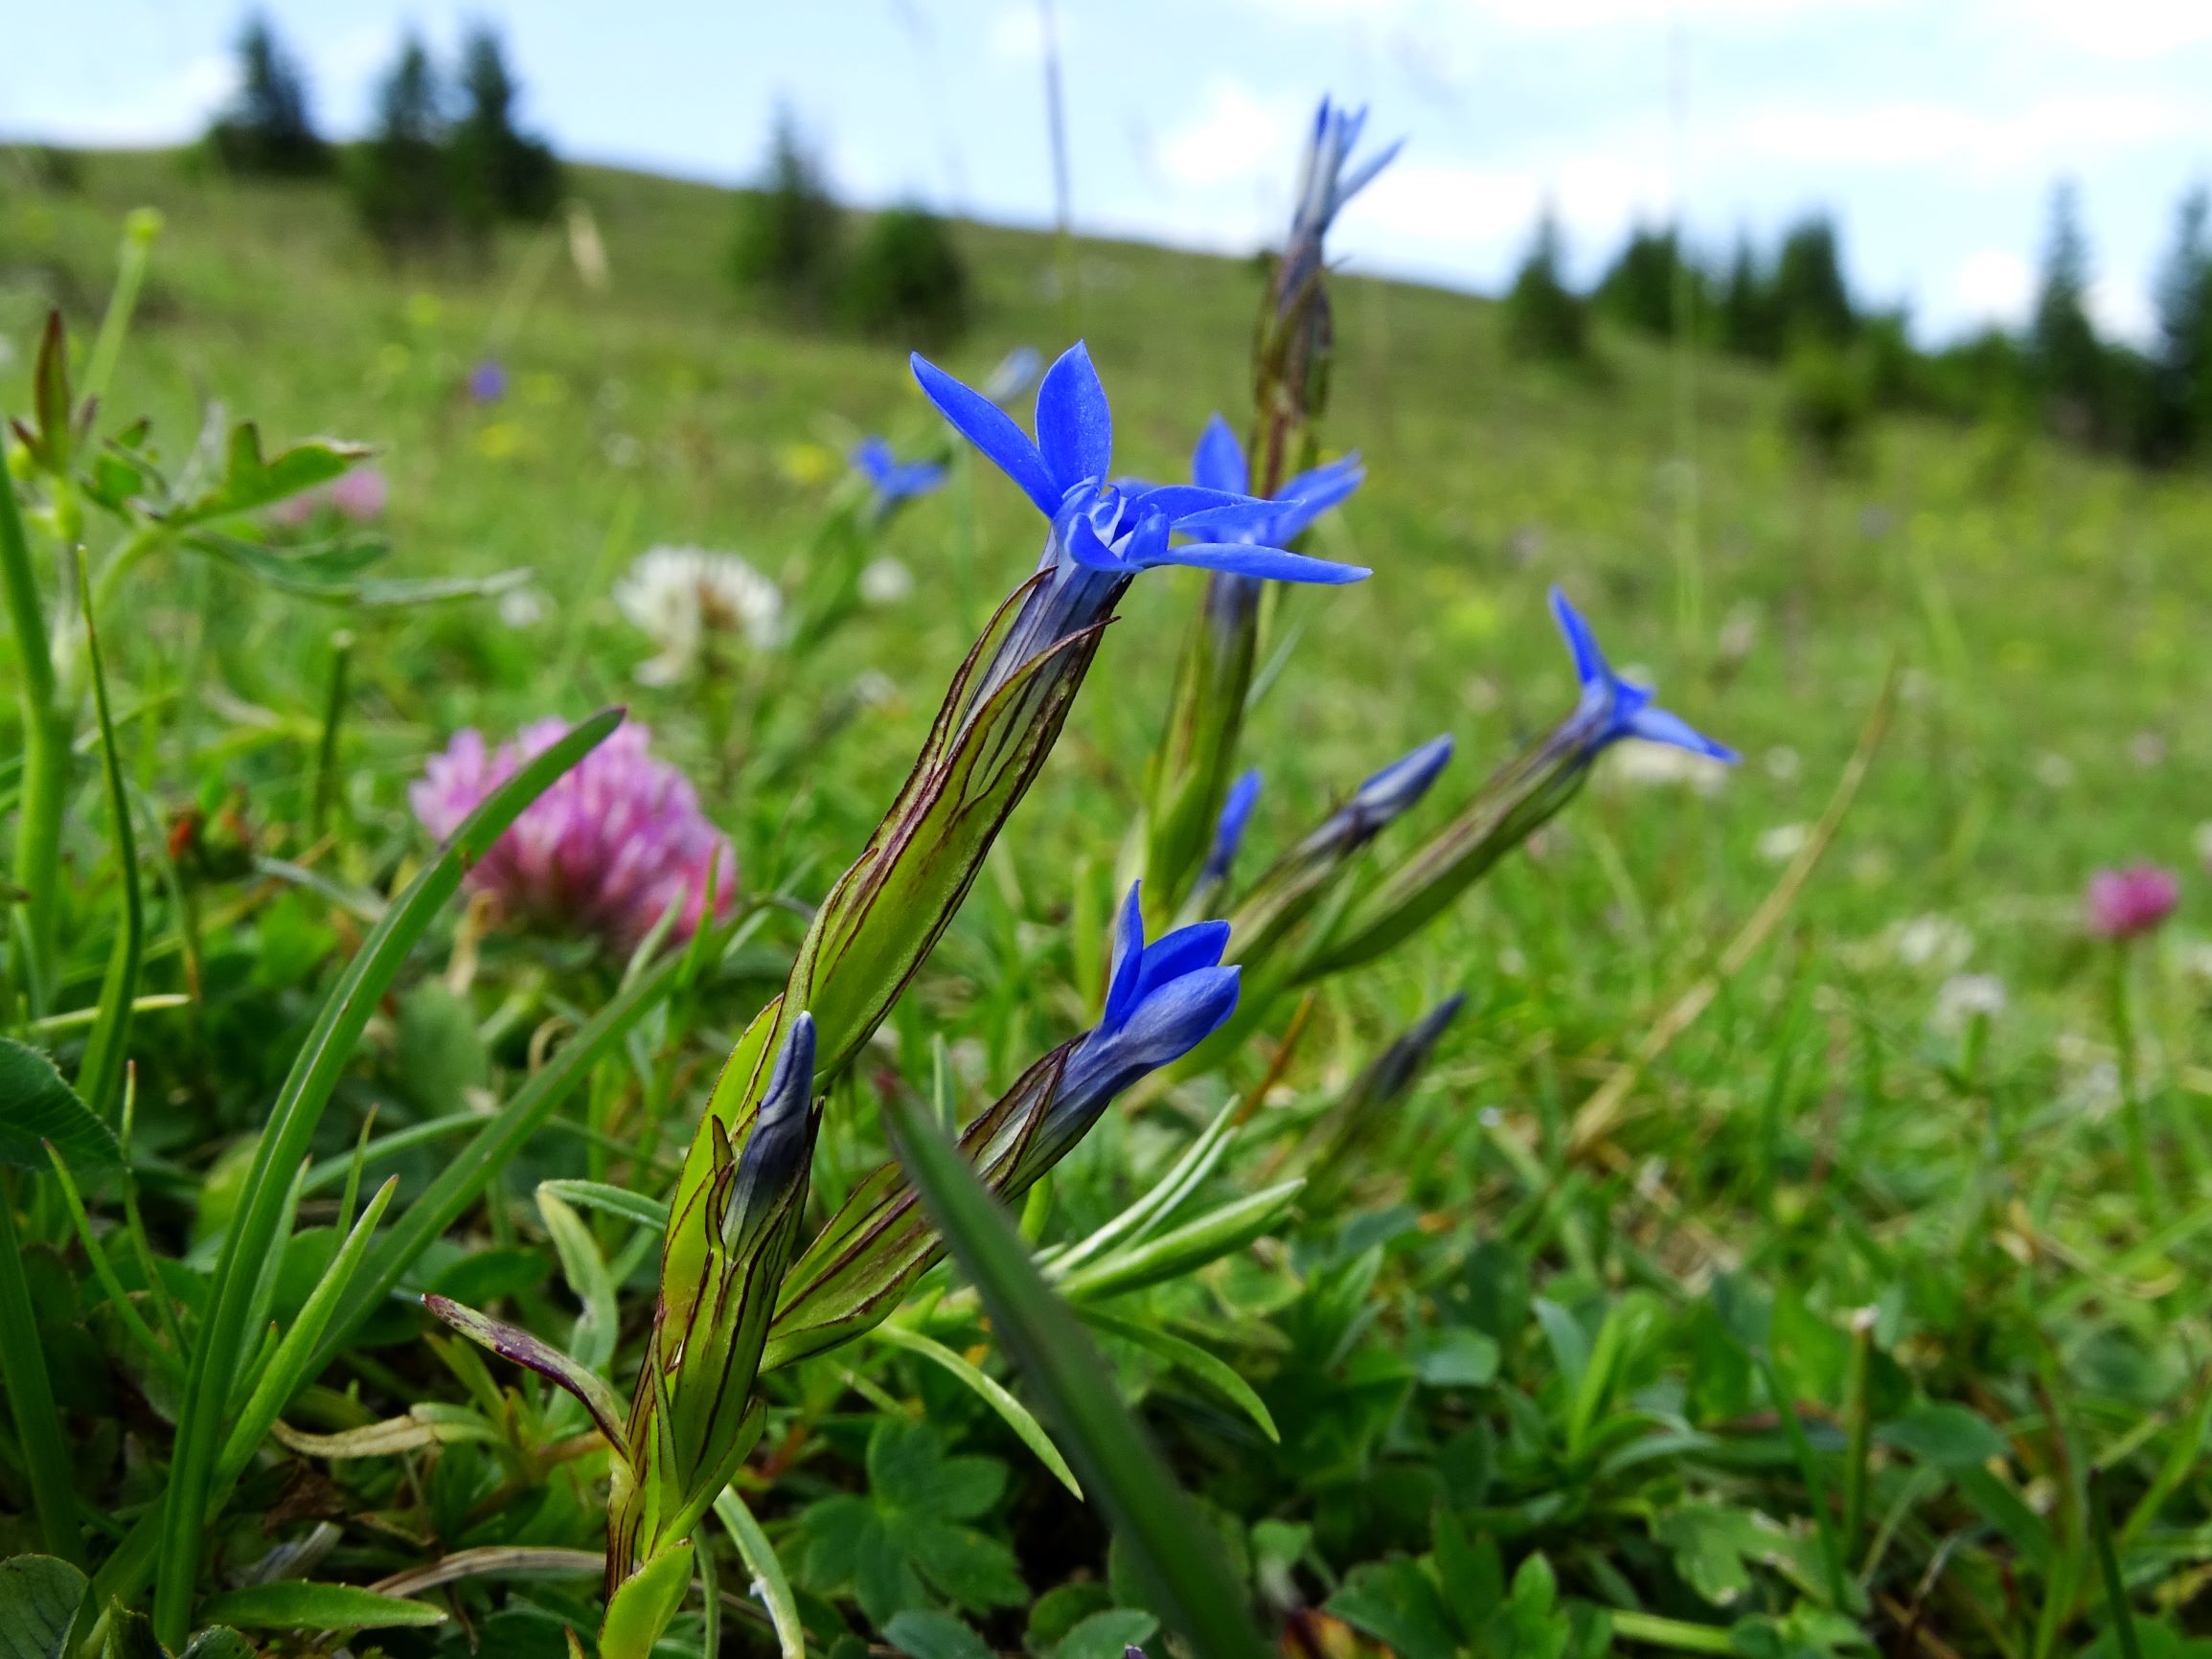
[2034,752,2075,789]
[498,585,549,628]
[1609,739,1731,795]
[1764,745,1801,783]
[1897,914,1972,971]
[851,670,900,708]
[1933,973,2007,1034]
[859,557,914,604]
[1758,823,1809,864]
[615,545,784,686]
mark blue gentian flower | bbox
[1200,768,1264,888]
[467,359,508,403]
[852,436,947,515]
[1052,883,1239,1139]
[913,341,1368,700]
[1278,100,1400,309]
[911,342,1369,590]
[1190,414,1364,552]
[1549,587,1737,762]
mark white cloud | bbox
[20,51,234,146]
[1726,93,2212,181]
[1954,248,2034,328]
[1155,78,1302,189]
[987,5,1047,63]
[2089,275,2155,347]
[1342,152,1667,272]
[2003,0,2212,60]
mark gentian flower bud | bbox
[1226,733,1454,969]
[1309,587,1733,978]
[1292,993,1466,1205]
[611,1014,819,1587]
[2087,865,2179,941]
[1198,770,1264,892]
[761,886,1237,1372]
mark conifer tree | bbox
[451,27,562,224]
[352,36,455,254]
[1506,205,1588,361]
[2144,184,2211,462]
[2031,180,2107,440]
[210,13,329,176]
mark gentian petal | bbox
[1128,485,1266,525]
[1103,965,1242,1077]
[1167,498,1288,534]
[852,437,894,484]
[1157,543,1372,584]
[1204,768,1263,882]
[1130,919,1231,1004]
[1335,138,1402,210]
[1104,882,1146,1025]
[1626,703,1739,763]
[1191,415,1249,495]
[1264,457,1365,543]
[1064,514,1129,573]
[1548,585,1610,690]
[912,352,1059,514]
[1035,341,1113,493]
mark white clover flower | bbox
[615,545,784,686]
[1933,973,2007,1034]
[1897,914,1973,971]
[498,585,550,629]
[859,557,915,605]
[1758,823,1809,864]
[1608,739,1732,795]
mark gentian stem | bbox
[1,450,65,1013]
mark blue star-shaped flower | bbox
[1278,100,1401,307]
[911,342,1370,589]
[1549,586,1738,761]
[1188,414,1364,553]
[851,436,946,514]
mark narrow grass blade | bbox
[0,1178,83,1564]
[153,708,624,1648]
[886,1096,1271,1659]
[196,1581,446,1631]
[1076,1305,1279,1443]
[44,1141,180,1380]
[536,1178,670,1232]
[713,1487,805,1659]
[870,1320,1083,1498]
[2088,1466,2143,1659]
[536,1189,618,1373]
[317,947,682,1375]
[1054,1180,1303,1303]
[73,564,143,1125]
[217,1177,399,1489]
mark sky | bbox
[6,0,2211,347]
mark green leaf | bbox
[151,708,626,1648]
[885,1097,1272,1659]
[598,1540,693,1659]
[537,1179,669,1232]
[881,1609,992,1659]
[536,1190,618,1374]
[167,423,368,527]
[1027,1583,1113,1652]
[1878,1404,2008,1470]
[1055,1609,1159,1659]
[1077,1304,1279,1443]
[1055,1181,1303,1302]
[394,982,489,1116]
[713,1487,805,1659]
[0,1556,87,1659]
[0,1039,121,1171]
[1414,1327,1501,1389]
[73,564,142,1126]
[176,1630,258,1659]
[423,1294,629,1454]
[196,1582,445,1631]
[1653,1505,1816,1609]
[1328,1557,1458,1659]
[870,1321,1083,1497]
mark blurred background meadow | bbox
[3,4,2212,1658]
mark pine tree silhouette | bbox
[210,13,329,176]
[1506,206,1588,362]
[352,36,455,254]
[452,27,562,224]
[2144,185,2211,463]
[2032,180,2107,442]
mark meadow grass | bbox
[5,146,2212,1654]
